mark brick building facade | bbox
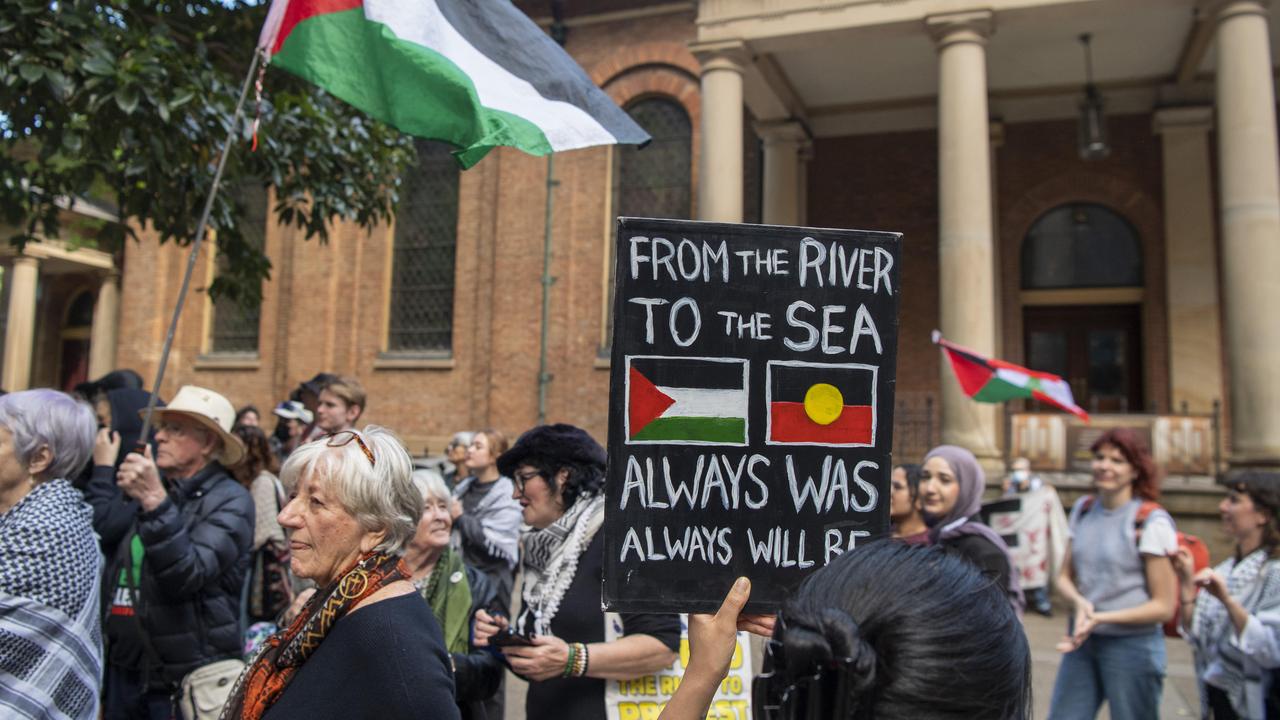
[4,0,1278,471]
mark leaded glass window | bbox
[387,139,458,353]
[209,183,265,354]
[613,98,692,220]
[604,98,692,353]
[1022,203,1142,289]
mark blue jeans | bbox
[1048,628,1166,720]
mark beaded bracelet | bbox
[574,643,589,678]
[562,643,578,678]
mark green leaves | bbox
[1,0,413,304]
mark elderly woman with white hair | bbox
[0,389,102,720]
[222,427,460,720]
[404,468,504,720]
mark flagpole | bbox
[136,48,264,447]
[536,153,557,425]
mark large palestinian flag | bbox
[257,0,650,168]
[626,357,748,445]
[767,361,877,446]
[933,330,1090,421]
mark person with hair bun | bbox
[918,445,1022,610]
[1175,471,1280,719]
[1049,427,1178,720]
[658,541,1032,720]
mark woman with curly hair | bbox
[1049,427,1178,720]
[1175,471,1280,719]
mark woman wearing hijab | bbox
[473,424,680,720]
[918,445,1022,611]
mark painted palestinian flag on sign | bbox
[256,0,650,168]
[766,361,877,446]
[933,330,1090,421]
[626,357,749,445]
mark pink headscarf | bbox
[922,445,1022,609]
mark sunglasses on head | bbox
[325,430,375,467]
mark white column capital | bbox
[925,9,995,47]
[689,40,750,75]
[1205,0,1269,23]
[754,119,810,146]
[1153,105,1214,135]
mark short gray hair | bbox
[0,389,96,481]
[410,467,450,505]
[449,431,474,450]
[280,425,421,555]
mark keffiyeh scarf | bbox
[1191,549,1280,715]
[0,479,104,720]
[518,492,606,637]
[221,551,408,720]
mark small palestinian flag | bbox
[933,330,1090,421]
[626,357,748,445]
[767,361,876,446]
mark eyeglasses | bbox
[512,470,544,493]
[326,430,376,467]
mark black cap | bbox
[497,424,606,477]
[299,372,338,396]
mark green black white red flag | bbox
[257,0,650,168]
[933,330,1090,422]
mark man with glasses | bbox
[82,385,254,720]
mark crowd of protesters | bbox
[3,369,1280,720]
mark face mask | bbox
[1011,469,1030,484]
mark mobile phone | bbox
[490,628,536,647]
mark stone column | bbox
[89,271,120,379]
[1214,0,1280,466]
[757,120,810,226]
[1154,106,1225,415]
[927,10,1001,462]
[693,41,747,223]
[2,256,39,391]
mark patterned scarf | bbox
[415,546,471,654]
[220,551,407,720]
[518,492,605,636]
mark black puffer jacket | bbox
[84,460,253,684]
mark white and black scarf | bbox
[1192,549,1280,717]
[517,492,606,637]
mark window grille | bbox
[605,98,692,353]
[387,139,459,353]
[209,184,266,354]
[612,98,692,221]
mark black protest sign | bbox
[603,218,902,614]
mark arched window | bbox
[387,139,459,353]
[612,98,692,220]
[1021,203,1142,289]
[209,182,266,354]
[604,98,692,353]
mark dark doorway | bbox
[1023,305,1142,413]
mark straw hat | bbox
[140,385,245,466]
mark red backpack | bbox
[1079,496,1209,637]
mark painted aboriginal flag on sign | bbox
[626,356,749,445]
[766,361,877,446]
